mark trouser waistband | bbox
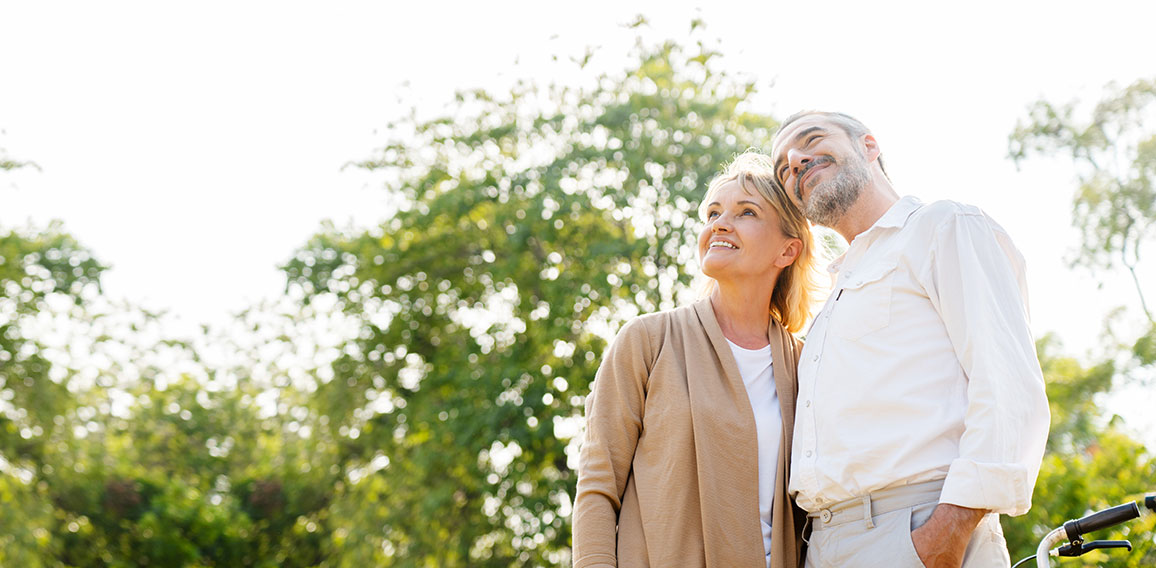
[806,479,944,531]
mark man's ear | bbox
[775,238,802,268]
[862,134,881,163]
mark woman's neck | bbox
[709,282,773,349]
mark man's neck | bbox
[834,175,900,244]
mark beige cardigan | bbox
[573,298,805,568]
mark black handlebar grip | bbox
[1064,502,1141,538]
[1146,495,1156,513]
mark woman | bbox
[572,152,817,568]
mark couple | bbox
[572,111,1051,568]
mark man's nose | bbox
[788,148,811,175]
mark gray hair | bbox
[775,110,889,180]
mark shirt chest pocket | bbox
[830,261,897,340]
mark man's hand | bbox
[909,503,986,568]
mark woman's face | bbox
[697,180,798,286]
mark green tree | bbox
[35,304,346,568]
[1001,336,1156,566]
[0,145,37,172]
[1009,78,1156,323]
[1006,78,1156,565]
[284,32,779,566]
[2,152,337,565]
[0,223,105,566]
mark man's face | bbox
[771,115,871,227]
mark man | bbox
[770,111,1050,568]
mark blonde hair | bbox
[698,151,819,334]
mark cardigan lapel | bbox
[767,319,802,568]
[686,298,765,567]
[768,319,798,441]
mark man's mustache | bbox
[795,156,836,200]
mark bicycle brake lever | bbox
[1057,539,1133,557]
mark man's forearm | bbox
[910,503,987,568]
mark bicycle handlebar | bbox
[1030,496,1154,568]
[1062,502,1141,539]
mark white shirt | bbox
[726,339,781,557]
[790,197,1050,516]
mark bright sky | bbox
[3,1,1155,437]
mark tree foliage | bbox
[0,145,37,172]
[2,31,784,566]
[3,32,1155,568]
[0,224,104,565]
[283,35,778,566]
[1006,78,1156,565]
[1001,336,1156,566]
[1010,77,1156,322]
[0,235,343,567]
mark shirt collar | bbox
[849,195,923,245]
[872,195,922,230]
[826,195,922,274]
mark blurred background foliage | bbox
[1004,77,1156,566]
[1,26,1154,567]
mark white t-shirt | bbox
[726,339,782,558]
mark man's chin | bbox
[805,214,840,228]
[804,199,847,228]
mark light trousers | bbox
[802,479,1011,568]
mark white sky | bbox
[2,1,1155,437]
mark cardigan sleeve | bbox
[572,317,655,568]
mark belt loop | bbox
[862,494,874,530]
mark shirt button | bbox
[805,400,811,407]
[812,355,819,362]
[805,450,813,458]
[820,509,833,523]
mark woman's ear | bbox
[775,238,802,268]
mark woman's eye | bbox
[743,209,756,216]
[707,211,720,219]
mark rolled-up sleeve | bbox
[919,211,1050,516]
[572,318,652,567]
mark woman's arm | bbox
[572,317,653,568]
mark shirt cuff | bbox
[939,458,1032,516]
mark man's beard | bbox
[796,154,870,227]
